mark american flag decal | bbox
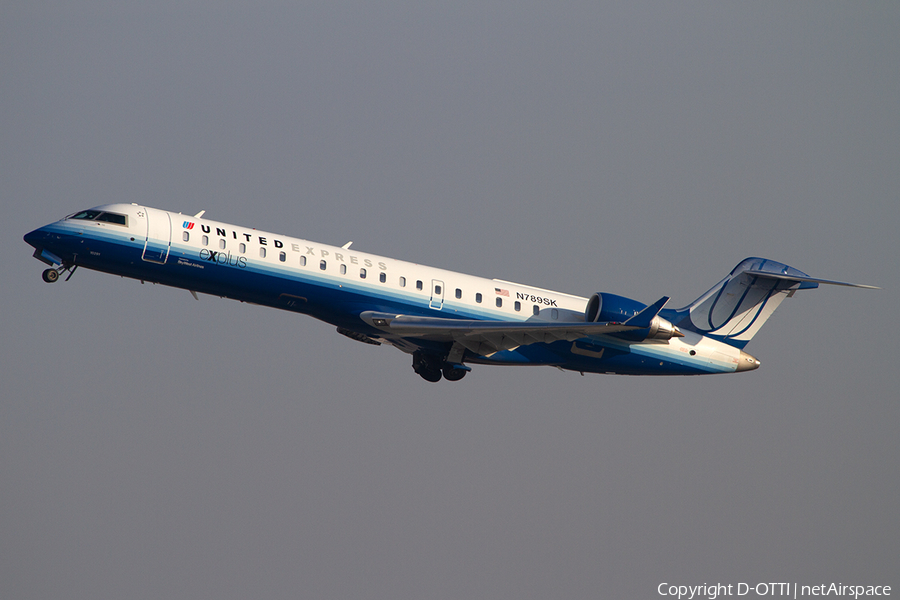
[495,288,509,297]
[183,221,195,229]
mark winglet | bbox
[624,296,669,328]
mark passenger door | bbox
[429,279,444,310]
[141,207,172,264]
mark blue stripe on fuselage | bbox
[27,219,723,375]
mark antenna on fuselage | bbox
[193,210,206,218]
[342,241,353,249]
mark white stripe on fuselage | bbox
[75,204,744,373]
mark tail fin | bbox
[664,257,876,349]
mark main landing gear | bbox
[41,264,77,283]
[412,350,469,383]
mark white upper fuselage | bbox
[24,203,755,377]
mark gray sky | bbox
[2,2,897,599]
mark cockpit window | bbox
[66,210,127,226]
[95,212,127,225]
[68,210,103,221]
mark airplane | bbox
[24,204,876,382]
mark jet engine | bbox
[584,292,681,341]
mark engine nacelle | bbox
[584,292,680,341]
[584,292,643,323]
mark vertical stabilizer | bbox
[667,258,816,349]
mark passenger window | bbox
[515,301,521,312]
[533,305,540,316]
[435,285,442,295]
[476,293,482,303]
[259,247,266,258]
[300,256,306,266]
[551,308,559,320]
[239,243,246,253]
[219,239,226,249]
[183,231,190,242]
[496,297,503,308]
[416,280,423,291]
[340,264,347,274]
[360,268,367,279]
[279,251,286,262]
[380,272,386,283]
[455,289,462,299]
[202,235,209,246]
[320,260,327,270]
[399,276,406,287]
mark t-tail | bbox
[663,257,878,350]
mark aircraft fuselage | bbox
[25,203,785,381]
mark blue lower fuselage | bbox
[24,207,741,377]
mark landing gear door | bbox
[429,279,444,310]
[142,207,171,264]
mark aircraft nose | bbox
[735,351,761,372]
[23,227,45,249]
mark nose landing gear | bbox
[41,264,77,283]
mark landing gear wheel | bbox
[42,269,59,283]
[418,367,443,383]
[412,351,443,383]
[442,365,467,381]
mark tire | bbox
[412,351,443,382]
[442,366,467,381]
[418,367,443,383]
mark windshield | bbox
[66,210,127,226]
[68,210,103,220]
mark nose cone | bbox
[736,350,761,372]
[23,227,46,250]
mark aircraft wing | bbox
[360,311,639,356]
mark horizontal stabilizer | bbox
[747,270,879,289]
